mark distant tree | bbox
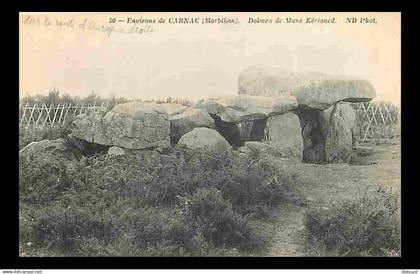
[72,96,82,105]
[60,94,75,105]
[19,90,129,108]
[84,91,101,106]
[34,95,47,105]
[20,95,36,106]
[108,94,128,108]
[45,89,61,106]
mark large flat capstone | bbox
[71,102,171,150]
[197,94,298,123]
[238,65,376,110]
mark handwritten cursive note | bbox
[21,15,154,38]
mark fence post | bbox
[79,102,85,115]
[51,104,60,127]
[73,103,79,115]
[62,103,72,125]
[371,104,380,143]
[362,102,378,143]
[395,106,401,141]
[43,103,54,127]
[34,104,45,128]
[383,103,394,124]
[57,103,66,125]
[19,103,29,129]
[25,103,37,132]
[359,102,369,143]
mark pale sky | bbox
[19,12,401,105]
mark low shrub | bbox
[130,152,196,206]
[135,147,300,217]
[19,123,73,150]
[181,188,266,251]
[304,188,400,256]
[32,206,119,253]
[116,148,299,217]
[208,156,299,218]
[131,207,201,255]
[19,154,83,205]
[19,145,299,256]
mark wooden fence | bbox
[18,101,117,132]
[19,101,401,144]
[353,102,401,144]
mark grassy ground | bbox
[252,142,401,256]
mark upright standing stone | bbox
[297,109,329,163]
[266,112,303,159]
[325,102,357,163]
[297,102,358,163]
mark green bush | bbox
[181,188,266,251]
[207,156,298,218]
[32,206,119,253]
[19,123,73,150]
[19,154,83,204]
[19,146,298,256]
[134,147,300,217]
[304,188,400,256]
[131,207,201,255]
[112,148,296,215]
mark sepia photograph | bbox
[18,12,401,258]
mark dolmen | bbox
[238,65,375,163]
[21,65,375,164]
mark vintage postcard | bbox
[19,12,401,257]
